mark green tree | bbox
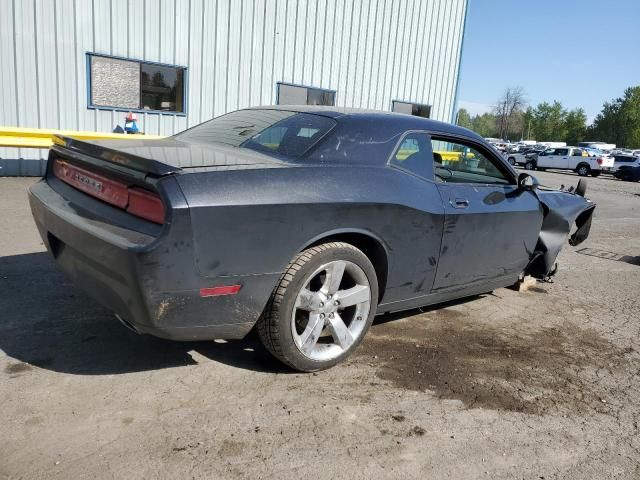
[456,108,473,129]
[530,101,567,142]
[522,107,535,140]
[588,86,640,147]
[472,113,498,138]
[564,108,587,145]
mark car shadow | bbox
[0,252,289,375]
[1,252,488,376]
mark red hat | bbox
[126,112,138,121]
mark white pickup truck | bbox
[530,147,614,177]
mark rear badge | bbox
[73,172,103,192]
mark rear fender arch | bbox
[297,228,390,303]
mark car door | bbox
[536,148,556,168]
[430,135,544,290]
[555,148,571,169]
[567,148,585,169]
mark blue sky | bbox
[457,0,640,122]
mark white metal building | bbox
[0,0,469,175]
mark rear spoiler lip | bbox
[53,135,182,176]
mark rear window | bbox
[175,109,336,159]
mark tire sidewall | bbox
[577,164,590,176]
[275,245,379,372]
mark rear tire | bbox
[257,242,378,372]
[576,164,591,177]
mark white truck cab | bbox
[535,147,614,177]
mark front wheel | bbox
[576,164,591,177]
[525,160,535,170]
[508,157,516,166]
[257,242,378,372]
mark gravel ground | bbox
[1,171,639,479]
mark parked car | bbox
[530,147,614,176]
[28,107,595,371]
[613,164,640,182]
[578,141,616,151]
[506,152,527,166]
[611,155,640,174]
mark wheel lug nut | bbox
[334,300,339,306]
[319,302,324,307]
[320,313,325,319]
[329,313,334,318]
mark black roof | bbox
[246,105,484,142]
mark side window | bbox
[431,137,512,185]
[572,149,584,157]
[389,133,432,179]
[556,148,569,156]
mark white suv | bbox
[611,154,640,173]
[532,147,614,177]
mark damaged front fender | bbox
[524,185,596,279]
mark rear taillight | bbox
[126,187,165,224]
[53,158,165,224]
[597,158,603,165]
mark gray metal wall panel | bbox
[1,0,468,174]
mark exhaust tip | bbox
[115,314,139,334]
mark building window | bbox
[88,53,186,114]
[392,100,431,118]
[277,82,336,106]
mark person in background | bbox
[124,112,140,134]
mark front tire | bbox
[525,160,535,170]
[257,242,379,372]
[577,164,591,177]
[508,157,516,166]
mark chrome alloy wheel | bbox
[291,260,372,361]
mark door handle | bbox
[450,198,470,209]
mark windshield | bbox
[175,109,336,159]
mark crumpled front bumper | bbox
[525,189,596,279]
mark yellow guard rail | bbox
[0,126,165,149]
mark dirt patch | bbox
[360,309,629,415]
[218,439,246,457]
[5,362,33,374]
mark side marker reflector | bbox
[199,285,241,297]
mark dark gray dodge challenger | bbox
[29,106,595,371]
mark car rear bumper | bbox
[28,178,278,341]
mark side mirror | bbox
[518,173,539,191]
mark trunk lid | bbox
[55,135,286,176]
